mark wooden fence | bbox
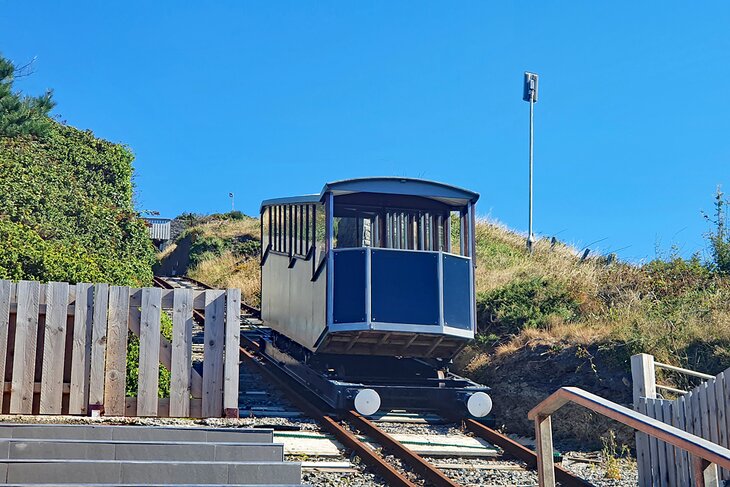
[0,279,241,418]
[632,353,730,486]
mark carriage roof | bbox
[260,177,479,210]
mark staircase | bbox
[0,423,301,486]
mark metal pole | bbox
[528,97,535,254]
[523,72,538,254]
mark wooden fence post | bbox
[223,288,241,418]
[632,353,657,487]
[632,353,657,405]
[692,455,719,487]
[534,414,556,487]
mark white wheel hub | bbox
[466,392,492,417]
[354,388,381,416]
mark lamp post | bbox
[523,72,539,254]
[229,192,235,212]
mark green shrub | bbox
[705,188,730,274]
[126,312,173,398]
[0,122,155,286]
[231,237,261,257]
[189,236,227,267]
[225,210,245,220]
[476,277,579,335]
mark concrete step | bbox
[0,460,301,485]
[1,439,283,462]
[0,425,273,443]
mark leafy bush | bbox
[231,236,261,257]
[642,255,713,299]
[225,210,246,220]
[126,312,173,398]
[0,122,155,285]
[476,277,579,335]
[189,236,227,267]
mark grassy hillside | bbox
[162,213,730,377]
[157,212,261,305]
[0,122,155,286]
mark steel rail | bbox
[237,337,419,487]
[459,418,590,487]
[345,410,462,487]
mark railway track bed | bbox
[152,276,636,487]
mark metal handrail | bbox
[655,361,715,380]
[527,386,730,487]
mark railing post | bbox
[534,413,556,487]
[691,455,719,486]
[632,354,657,487]
[632,353,657,405]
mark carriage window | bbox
[273,206,280,252]
[334,216,374,248]
[314,203,326,272]
[291,204,312,258]
[450,211,462,255]
[261,207,270,256]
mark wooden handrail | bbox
[527,387,730,487]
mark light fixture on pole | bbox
[229,192,235,212]
[523,71,538,254]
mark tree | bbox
[0,54,55,138]
[704,186,730,274]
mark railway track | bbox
[153,275,589,487]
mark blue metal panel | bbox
[333,249,367,324]
[371,250,439,325]
[442,254,472,330]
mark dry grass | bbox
[193,218,259,240]
[156,242,177,261]
[473,218,600,296]
[188,250,261,307]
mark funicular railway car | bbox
[259,177,491,417]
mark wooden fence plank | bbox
[223,288,241,415]
[646,398,660,485]
[104,286,129,416]
[636,399,652,487]
[661,399,677,486]
[39,282,70,414]
[716,372,729,481]
[675,394,690,486]
[10,281,40,414]
[202,290,225,418]
[68,283,93,414]
[169,288,193,418]
[654,399,669,486]
[718,373,729,449]
[0,281,12,412]
[684,391,697,485]
[699,381,711,442]
[125,397,202,418]
[137,287,161,417]
[88,283,109,409]
[127,294,203,399]
[707,378,720,446]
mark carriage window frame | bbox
[265,203,317,259]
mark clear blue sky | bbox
[1,2,728,262]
